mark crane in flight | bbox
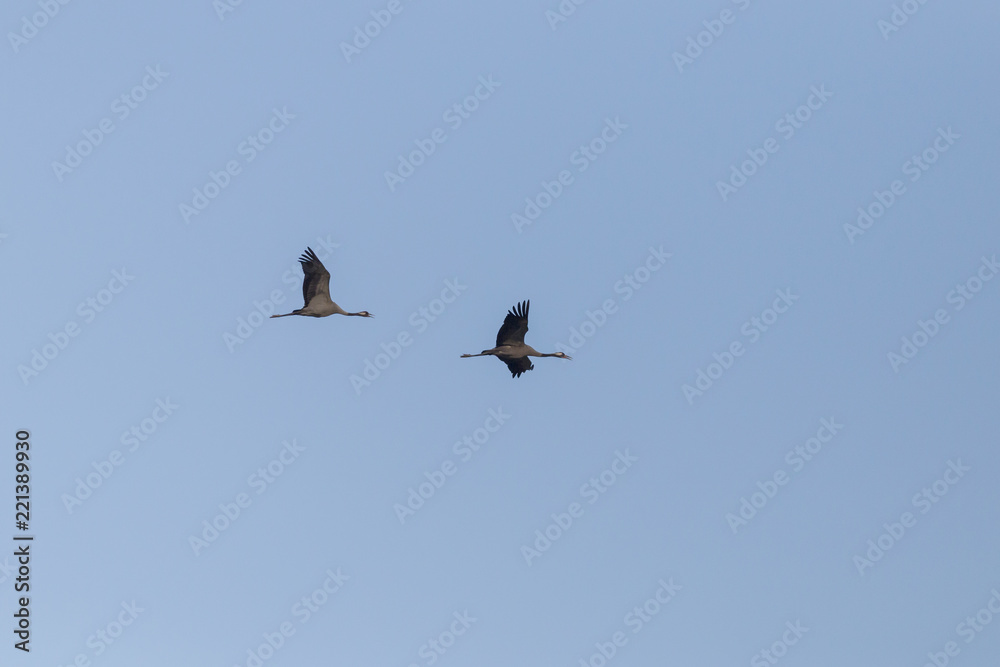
[270,247,373,319]
[461,300,571,377]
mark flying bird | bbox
[461,300,571,377]
[270,247,373,319]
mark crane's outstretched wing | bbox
[299,247,332,307]
[496,300,529,346]
[503,356,534,378]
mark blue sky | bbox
[3,1,1000,665]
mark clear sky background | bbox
[2,1,999,665]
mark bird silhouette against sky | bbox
[270,247,373,319]
[461,300,571,377]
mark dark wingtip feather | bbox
[509,300,529,319]
[300,247,320,264]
